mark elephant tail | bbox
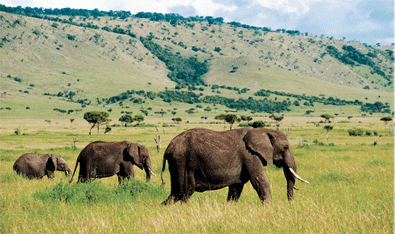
[69,159,79,184]
[161,156,167,186]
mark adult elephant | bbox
[13,153,71,179]
[161,127,309,205]
[69,141,155,183]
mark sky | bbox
[2,0,394,46]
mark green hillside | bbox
[0,7,393,120]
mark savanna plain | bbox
[0,117,393,233]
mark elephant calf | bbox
[13,153,71,179]
[69,141,155,183]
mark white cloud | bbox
[252,0,324,15]
[122,0,236,16]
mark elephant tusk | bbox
[149,169,156,176]
[289,168,309,184]
[293,186,299,191]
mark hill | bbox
[0,6,393,121]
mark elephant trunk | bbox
[283,152,309,201]
[283,167,296,201]
[143,157,155,182]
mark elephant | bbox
[69,141,155,183]
[161,127,309,205]
[13,153,71,179]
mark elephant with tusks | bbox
[161,127,309,205]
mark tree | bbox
[214,114,227,129]
[305,110,314,116]
[270,114,284,130]
[380,116,393,131]
[324,125,333,143]
[119,114,134,128]
[134,115,144,125]
[320,114,333,123]
[172,117,182,124]
[224,114,238,129]
[155,109,167,117]
[83,111,110,135]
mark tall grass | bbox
[0,121,393,233]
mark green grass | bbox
[0,119,393,233]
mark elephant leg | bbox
[162,165,195,205]
[180,171,196,203]
[227,183,245,202]
[162,194,176,205]
[245,159,272,203]
[118,164,134,184]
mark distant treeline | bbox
[101,88,391,114]
[0,4,309,35]
[254,88,391,113]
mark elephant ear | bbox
[243,129,275,165]
[45,155,56,172]
[124,143,143,168]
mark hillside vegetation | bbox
[0,6,393,120]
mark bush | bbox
[34,180,167,204]
[251,120,265,128]
[348,128,364,136]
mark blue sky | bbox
[2,0,394,45]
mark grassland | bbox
[1,10,393,120]
[0,117,393,233]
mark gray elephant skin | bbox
[13,153,71,179]
[161,127,309,205]
[69,141,155,183]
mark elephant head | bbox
[243,128,309,200]
[124,143,155,182]
[46,155,72,178]
[54,155,72,176]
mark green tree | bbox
[320,114,333,123]
[324,125,334,143]
[380,116,393,131]
[155,109,167,117]
[224,114,238,129]
[83,111,110,135]
[119,114,134,128]
[172,117,182,124]
[270,114,284,130]
[134,115,144,125]
[214,114,226,128]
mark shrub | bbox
[34,180,166,204]
[348,128,364,136]
[251,120,265,128]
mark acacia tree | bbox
[83,111,110,135]
[119,114,134,128]
[134,115,144,125]
[270,114,284,130]
[224,114,238,129]
[172,117,182,124]
[215,114,238,129]
[320,114,333,123]
[324,125,334,143]
[380,116,392,131]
